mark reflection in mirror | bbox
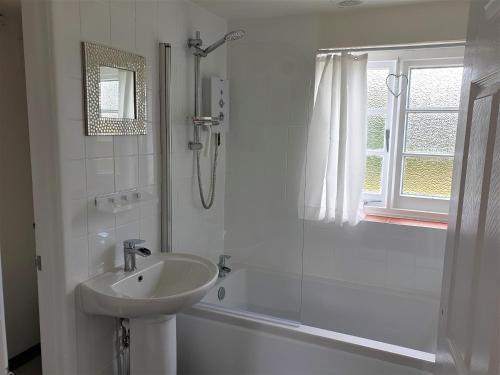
[99,66,136,119]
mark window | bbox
[363,61,396,206]
[362,48,464,221]
[100,79,120,118]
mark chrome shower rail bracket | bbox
[192,116,220,127]
[188,141,203,151]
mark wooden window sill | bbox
[364,214,448,230]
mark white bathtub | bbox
[178,308,433,375]
[202,265,439,352]
[177,264,437,374]
[202,265,302,322]
[189,265,439,373]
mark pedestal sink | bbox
[78,252,218,374]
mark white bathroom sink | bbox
[78,253,219,318]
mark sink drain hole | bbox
[138,275,143,282]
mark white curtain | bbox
[300,53,368,226]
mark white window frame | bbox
[392,57,463,214]
[363,47,464,222]
[362,60,397,209]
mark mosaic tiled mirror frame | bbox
[82,42,147,136]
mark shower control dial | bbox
[207,76,228,133]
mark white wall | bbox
[19,0,469,372]
[0,3,39,358]
[319,1,470,48]
[224,1,469,317]
[22,0,226,373]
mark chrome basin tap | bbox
[218,255,231,278]
[123,239,151,272]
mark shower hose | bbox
[196,136,219,209]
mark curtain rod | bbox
[317,41,466,54]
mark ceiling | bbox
[191,0,444,19]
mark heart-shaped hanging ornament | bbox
[385,73,409,98]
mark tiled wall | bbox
[302,221,445,296]
[40,0,226,373]
[23,0,467,372]
[225,4,468,309]
[224,17,319,318]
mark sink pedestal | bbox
[130,315,177,375]
[79,252,219,374]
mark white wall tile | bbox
[86,157,115,196]
[386,250,417,290]
[86,136,114,158]
[51,0,82,79]
[87,198,115,235]
[170,47,191,125]
[140,214,160,252]
[303,224,335,279]
[67,235,90,369]
[80,0,111,45]
[57,77,83,121]
[67,236,90,285]
[69,198,88,238]
[174,0,196,44]
[116,203,141,227]
[138,123,156,155]
[157,0,178,44]
[138,154,156,186]
[60,120,85,160]
[97,362,116,375]
[115,155,139,191]
[114,135,138,156]
[415,266,443,295]
[110,0,136,51]
[141,197,159,218]
[171,123,190,154]
[172,151,195,180]
[76,312,93,374]
[136,0,158,57]
[89,228,116,276]
[62,159,87,199]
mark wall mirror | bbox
[82,42,147,135]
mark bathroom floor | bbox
[13,356,42,375]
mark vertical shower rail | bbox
[160,43,173,253]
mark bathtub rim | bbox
[186,302,435,373]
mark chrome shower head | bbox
[224,30,245,41]
[202,29,246,55]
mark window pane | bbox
[402,156,453,198]
[367,69,389,109]
[367,115,385,150]
[364,155,383,193]
[100,81,119,111]
[405,112,458,154]
[408,66,463,109]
